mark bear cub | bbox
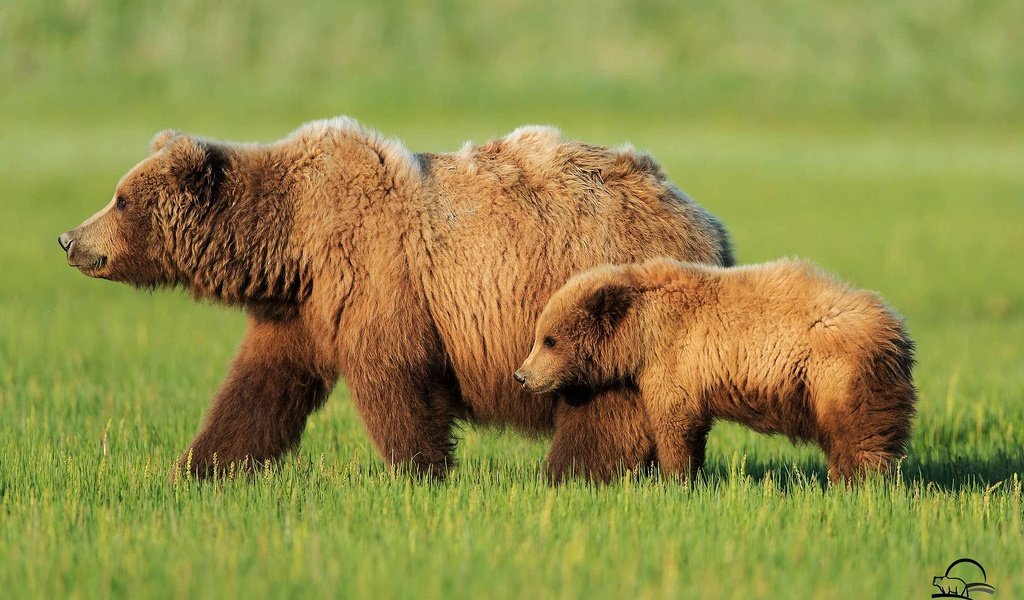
[515,257,917,482]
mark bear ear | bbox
[150,129,181,153]
[162,135,225,202]
[583,282,635,336]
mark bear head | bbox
[515,264,641,396]
[57,130,227,288]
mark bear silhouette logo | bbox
[933,576,968,596]
[931,558,995,598]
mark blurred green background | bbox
[1,1,1022,599]
[4,0,1023,126]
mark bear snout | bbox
[59,230,107,271]
[57,232,73,253]
[516,369,555,394]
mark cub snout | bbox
[513,366,555,394]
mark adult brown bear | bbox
[57,118,733,481]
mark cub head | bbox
[515,265,640,395]
[57,130,226,287]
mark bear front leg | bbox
[546,387,656,483]
[648,401,711,481]
[177,316,334,479]
[347,370,462,480]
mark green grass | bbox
[2,112,1022,599]
[2,2,1024,598]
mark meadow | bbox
[2,1,1023,598]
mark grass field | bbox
[2,2,1023,599]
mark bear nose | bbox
[57,232,74,253]
[513,371,526,385]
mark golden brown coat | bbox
[58,118,733,480]
[517,258,916,481]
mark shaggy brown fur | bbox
[516,258,917,482]
[58,119,733,481]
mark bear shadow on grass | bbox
[698,456,829,491]
[901,450,1023,492]
[695,449,1022,493]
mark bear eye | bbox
[115,196,127,210]
[543,336,556,348]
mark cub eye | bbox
[543,336,556,348]
[115,196,127,210]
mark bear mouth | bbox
[73,256,108,272]
[522,381,555,394]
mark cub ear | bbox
[150,129,181,153]
[583,282,635,335]
[161,135,225,201]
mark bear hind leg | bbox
[350,369,464,480]
[820,375,916,484]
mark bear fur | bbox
[515,258,916,482]
[58,118,733,480]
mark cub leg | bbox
[819,377,915,484]
[547,387,656,483]
[647,396,711,481]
